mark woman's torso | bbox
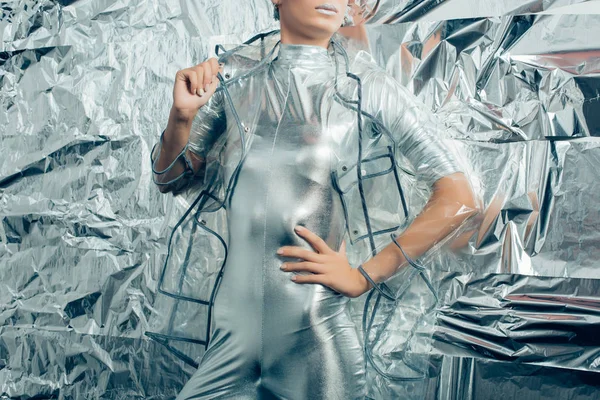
[215,44,350,330]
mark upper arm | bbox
[151,89,226,194]
[368,72,464,187]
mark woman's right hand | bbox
[172,57,223,118]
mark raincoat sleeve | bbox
[373,72,463,184]
[187,89,227,158]
[150,89,227,193]
[355,70,475,299]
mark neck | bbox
[279,25,332,48]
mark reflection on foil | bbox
[1,0,599,398]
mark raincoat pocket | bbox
[331,145,408,245]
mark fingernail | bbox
[197,88,204,97]
[295,226,303,232]
[280,263,287,270]
[277,248,284,255]
[204,84,209,92]
[291,275,297,281]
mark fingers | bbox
[200,62,214,92]
[180,66,204,97]
[193,64,205,96]
[202,57,223,90]
[277,246,322,262]
[281,261,326,274]
[208,57,222,76]
[291,273,331,285]
[184,69,199,96]
[294,226,334,254]
[177,55,226,98]
[186,57,222,97]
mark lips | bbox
[315,3,339,13]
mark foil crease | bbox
[1,0,599,398]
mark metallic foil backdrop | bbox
[1,0,599,398]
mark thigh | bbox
[176,258,264,400]
[261,303,367,400]
[176,328,260,400]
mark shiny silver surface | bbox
[176,43,366,399]
[165,35,460,397]
[1,1,600,399]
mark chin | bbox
[306,20,342,36]
[282,12,343,39]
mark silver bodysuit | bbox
[149,30,465,399]
[175,44,367,399]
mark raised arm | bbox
[151,57,226,194]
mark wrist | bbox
[360,259,383,285]
[354,266,372,296]
[169,106,196,125]
[162,109,195,153]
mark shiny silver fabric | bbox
[152,34,462,398]
[354,0,595,23]
[175,44,366,399]
[2,1,600,399]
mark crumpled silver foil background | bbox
[1,0,599,398]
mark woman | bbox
[151,0,477,398]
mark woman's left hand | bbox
[277,225,371,298]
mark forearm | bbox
[152,107,204,193]
[360,172,478,286]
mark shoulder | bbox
[348,51,389,85]
[215,31,279,81]
[217,52,263,81]
[343,51,413,118]
[338,48,406,97]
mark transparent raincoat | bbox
[146,29,473,393]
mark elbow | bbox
[157,185,172,194]
[459,184,480,219]
[154,179,174,194]
[454,180,481,224]
[444,180,483,251]
[154,175,197,195]
[434,172,482,222]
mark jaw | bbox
[279,13,341,46]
